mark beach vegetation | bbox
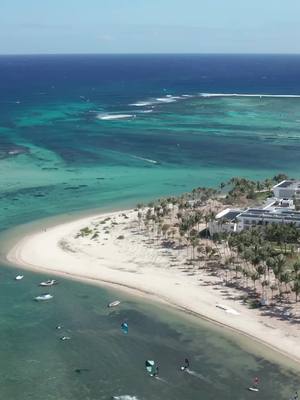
[136,173,300,321]
[76,226,93,237]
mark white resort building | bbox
[272,180,300,200]
[236,208,300,230]
[208,208,242,235]
[208,180,300,235]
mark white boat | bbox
[39,279,58,287]
[34,294,53,301]
[248,387,259,392]
[15,275,24,280]
[108,300,121,308]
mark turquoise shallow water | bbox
[2,94,300,230]
[0,265,299,400]
[1,54,300,398]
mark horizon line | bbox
[1,52,300,57]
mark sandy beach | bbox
[7,209,300,365]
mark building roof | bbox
[273,180,300,190]
[216,208,241,222]
[238,208,300,222]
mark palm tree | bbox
[266,257,275,281]
[251,272,260,289]
[161,223,170,239]
[292,261,300,279]
[292,280,300,303]
[137,211,142,230]
[280,271,291,298]
[270,284,278,301]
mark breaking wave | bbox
[199,92,300,98]
[130,101,154,107]
[138,109,153,113]
[130,92,300,109]
[97,113,135,120]
[132,155,159,164]
[130,94,192,107]
[112,396,140,400]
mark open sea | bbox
[1,54,300,399]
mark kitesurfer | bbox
[184,358,189,370]
[180,358,189,371]
[253,377,259,388]
[121,321,128,334]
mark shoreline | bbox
[6,208,300,370]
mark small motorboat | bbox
[15,275,24,280]
[39,279,58,287]
[108,300,121,308]
[34,294,53,301]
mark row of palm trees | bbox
[136,174,300,307]
[224,225,300,303]
[219,173,289,204]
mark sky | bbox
[1,0,300,54]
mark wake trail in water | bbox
[185,369,212,383]
[154,376,168,384]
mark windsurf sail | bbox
[145,360,156,376]
[121,322,128,334]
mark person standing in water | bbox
[181,358,190,371]
[184,358,189,370]
[153,365,159,377]
[253,377,259,388]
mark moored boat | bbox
[15,275,24,280]
[39,279,58,286]
[108,300,121,308]
[34,294,53,301]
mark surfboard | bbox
[248,387,259,392]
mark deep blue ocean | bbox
[1,54,300,399]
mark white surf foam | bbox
[155,96,178,103]
[112,396,139,400]
[132,155,159,164]
[137,109,153,114]
[128,91,300,112]
[130,95,183,107]
[97,114,135,121]
[130,101,154,107]
[199,92,300,98]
